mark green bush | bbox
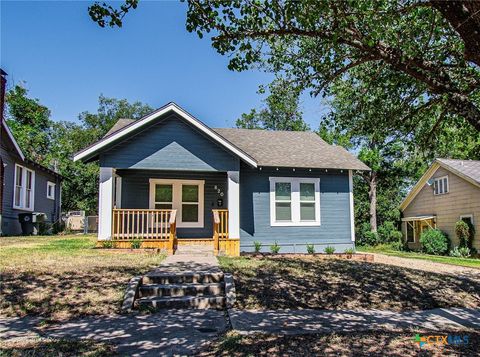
[306,244,315,254]
[449,246,471,258]
[253,241,262,253]
[102,240,115,249]
[324,246,335,254]
[270,241,281,254]
[455,220,475,249]
[356,222,378,246]
[378,221,403,243]
[131,239,142,249]
[344,247,355,255]
[419,229,449,255]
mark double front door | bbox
[149,179,204,228]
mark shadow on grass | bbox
[1,266,146,321]
[220,256,480,311]
[198,330,480,357]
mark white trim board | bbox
[73,102,257,167]
[2,119,25,160]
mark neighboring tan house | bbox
[74,102,369,255]
[0,70,62,236]
[400,159,480,251]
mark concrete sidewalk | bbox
[228,307,480,335]
[1,310,227,356]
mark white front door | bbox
[149,179,204,228]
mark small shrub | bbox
[356,222,379,246]
[253,241,262,253]
[419,229,449,255]
[450,246,471,258]
[344,247,355,255]
[306,244,315,254]
[270,241,281,254]
[131,239,142,249]
[455,220,475,249]
[378,221,403,244]
[102,240,115,249]
[362,231,379,246]
[324,246,335,254]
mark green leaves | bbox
[236,77,309,131]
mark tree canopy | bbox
[88,0,480,131]
[236,77,309,131]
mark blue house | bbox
[74,103,369,255]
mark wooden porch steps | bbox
[135,271,227,310]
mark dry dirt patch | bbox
[218,256,480,311]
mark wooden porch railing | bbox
[112,209,177,253]
[213,209,228,254]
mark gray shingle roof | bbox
[437,158,480,185]
[102,118,369,170]
[213,128,369,170]
[104,119,134,138]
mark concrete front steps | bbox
[135,271,228,310]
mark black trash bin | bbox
[18,213,34,235]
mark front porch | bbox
[402,215,437,249]
[108,208,239,256]
[97,168,240,256]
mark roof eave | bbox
[73,103,258,168]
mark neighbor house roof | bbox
[1,119,62,178]
[400,158,480,210]
[1,119,25,160]
[74,102,369,171]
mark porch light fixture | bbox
[292,168,296,172]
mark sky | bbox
[1,0,327,128]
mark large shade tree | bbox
[89,0,480,132]
[236,77,309,131]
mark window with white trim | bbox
[433,175,449,195]
[47,181,55,200]
[149,179,204,228]
[13,164,35,211]
[269,177,320,226]
[460,214,474,226]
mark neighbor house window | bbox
[269,177,320,226]
[13,164,35,211]
[433,175,449,195]
[149,179,204,228]
[460,214,474,226]
[47,181,55,200]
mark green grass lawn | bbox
[0,234,165,322]
[357,244,480,269]
[218,255,480,311]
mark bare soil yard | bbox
[218,256,480,311]
[0,235,165,322]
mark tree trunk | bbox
[431,0,480,66]
[368,171,377,233]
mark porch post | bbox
[98,167,115,240]
[227,171,240,239]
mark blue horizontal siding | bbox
[100,114,240,172]
[117,169,227,238]
[239,164,354,253]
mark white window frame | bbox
[433,175,449,195]
[47,181,56,200]
[13,164,35,211]
[460,214,474,225]
[149,179,204,228]
[269,177,320,227]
